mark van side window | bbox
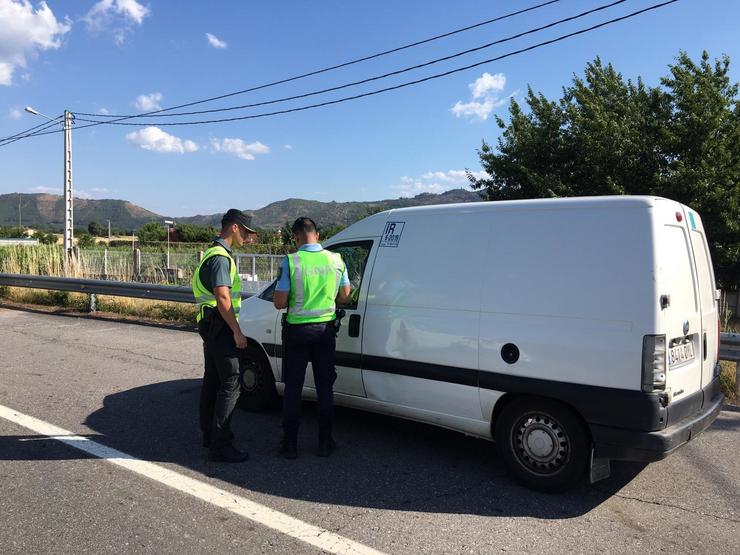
[258,280,276,302]
[327,241,372,309]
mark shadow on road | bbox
[4,378,648,519]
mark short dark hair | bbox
[291,217,317,234]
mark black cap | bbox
[222,209,256,233]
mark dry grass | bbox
[0,286,195,323]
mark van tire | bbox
[238,344,277,412]
[494,397,588,492]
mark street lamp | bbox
[164,220,174,270]
[25,106,75,273]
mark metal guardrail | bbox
[0,273,253,303]
[720,332,740,362]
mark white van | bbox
[237,196,724,491]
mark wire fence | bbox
[76,249,281,293]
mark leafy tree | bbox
[177,223,218,243]
[76,231,96,248]
[280,221,294,247]
[137,221,167,242]
[469,51,740,286]
[87,221,105,236]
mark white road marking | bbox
[0,403,385,555]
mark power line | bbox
[75,0,563,120]
[0,115,63,144]
[72,0,679,129]
[1,0,680,144]
[0,117,63,147]
[74,0,628,124]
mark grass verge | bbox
[0,286,195,325]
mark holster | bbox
[199,306,226,341]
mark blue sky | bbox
[1,0,739,217]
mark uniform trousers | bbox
[282,322,337,439]
[199,319,241,450]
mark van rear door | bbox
[682,208,719,389]
[657,207,703,399]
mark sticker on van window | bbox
[380,221,405,247]
[688,212,697,230]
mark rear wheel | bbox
[238,344,277,411]
[494,397,589,492]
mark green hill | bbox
[0,193,160,230]
[0,189,483,231]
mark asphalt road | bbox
[0,306,738,554]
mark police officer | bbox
[192,209,255,463]
[273,217,351,459]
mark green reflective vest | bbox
[191,244,241,323]
[287,249,345,324]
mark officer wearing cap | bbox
[192,209,255,463]
[273,217,351,459]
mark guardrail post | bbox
[88,293,96,313]
[252,255,256,279]
[198,250,204,261]
[133,248,141,280]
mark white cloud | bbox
[451,72,511,122]
[284,144,293,150]
[98,107,110,114]
[206,32,227,49]
[134,92,162,111]
[393,169,489,197]
[211,138,270,160]
[8,107,22,119]
[33,185,56,194]
[0,0,71,86]
[126,126,199,154]
[470,72,506,99]
[83,0,150,44]
[90,187,109,193]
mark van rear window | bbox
[662,225,698,312]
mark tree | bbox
[76,231,96,248]
[469,51,740,286]
[137,221,166,242]
[87,221,105,236]
[177,223,218,242]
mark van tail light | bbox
[642,335,666,392]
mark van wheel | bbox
[494,397,588,492]
[238,345,277,411]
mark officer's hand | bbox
[234,330,248,350]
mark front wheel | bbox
[494,397,589,492]
[238,344,277,411]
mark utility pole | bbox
[108,219,111,244]
[18,193,21,232]
[63,110,74,269]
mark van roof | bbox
[329,195,671,241]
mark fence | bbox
[71,250,282,293]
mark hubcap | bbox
[240,360,259,391]
[512,412,570,476]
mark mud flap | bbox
[590,448,611,483]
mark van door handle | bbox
[348,314,361,337]
[703,332,707,361]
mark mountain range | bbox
[0,189,484,231]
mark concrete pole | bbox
[63,110,74,274]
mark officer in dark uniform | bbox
[273,217,351,459]
[192,209,255,462]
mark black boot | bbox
[316,427,336,457]
[208,444,249,463]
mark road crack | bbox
[614,492,740,523]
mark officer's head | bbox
[291,217,319,247]
[221,209,256,247]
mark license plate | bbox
[669,341,695,367]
